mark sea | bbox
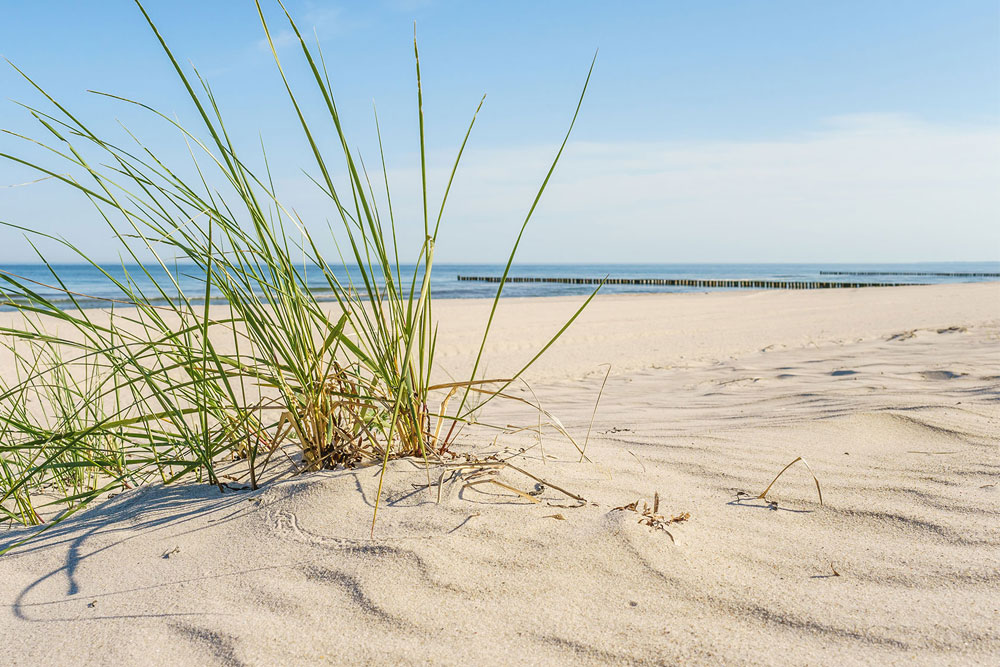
[0,262,997,310]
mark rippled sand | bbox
[2,283,998,665]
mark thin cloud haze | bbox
[364,114,1000,263]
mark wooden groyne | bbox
[457,276,917,289]
[819,271,1000,278]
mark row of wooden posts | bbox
[819,271,999,277]
[456,276,916,290]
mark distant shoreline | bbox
[3,261,999,307]
[3,279,998,314]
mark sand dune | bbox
[2,283,998,665]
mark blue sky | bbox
[1,0,998,263]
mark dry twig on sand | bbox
[612,492,690,543]
[757,457,824,506]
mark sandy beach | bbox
[1,282,998,665]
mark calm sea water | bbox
[1,262,997,310]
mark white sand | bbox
[2,282,998,665]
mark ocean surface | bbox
[0,262,997,310]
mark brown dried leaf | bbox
[612,501,639,512]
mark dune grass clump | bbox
[0,0,599,548]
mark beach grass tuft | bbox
[0,0,598,549]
